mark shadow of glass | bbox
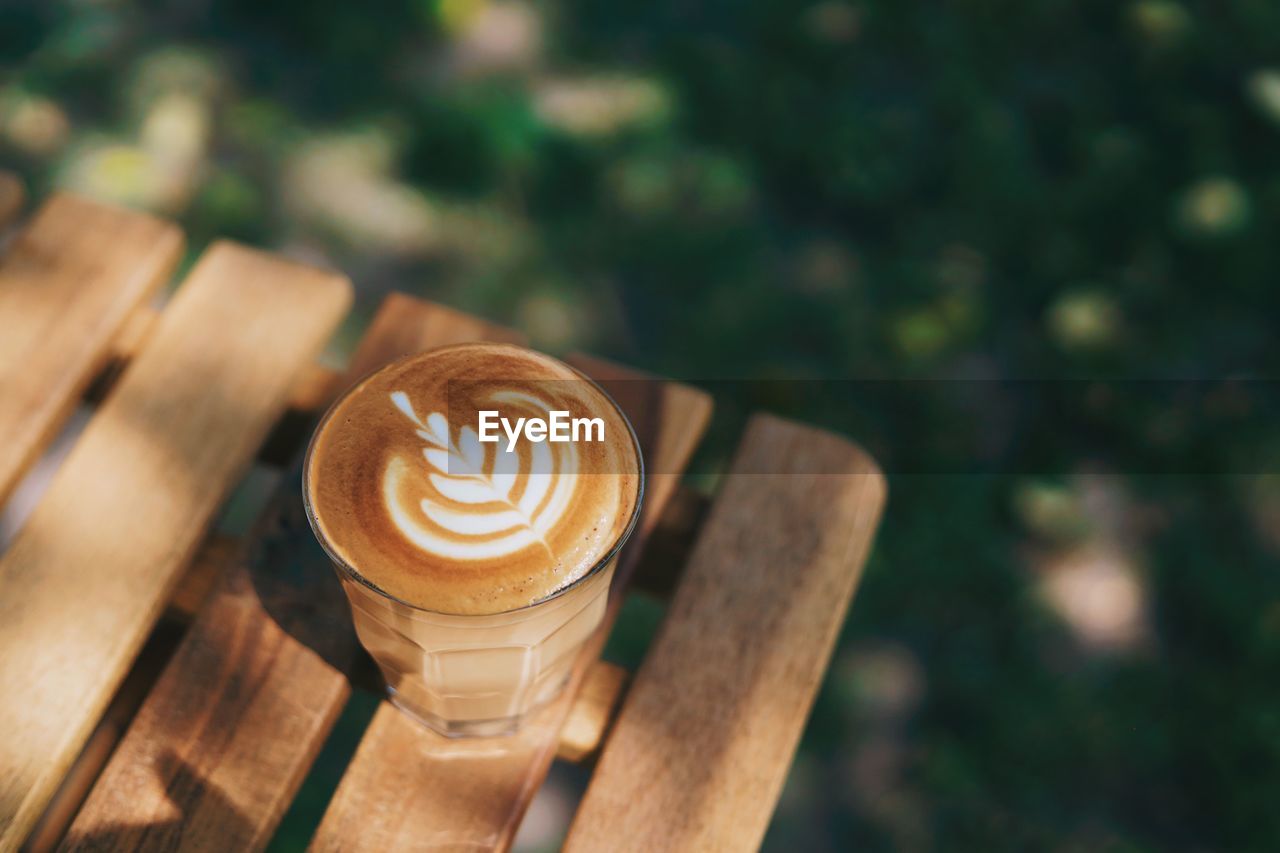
[243,461,378,690]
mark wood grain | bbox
[0,241,351,851]
[62,295,521,853]
[91,304,345,464]
[26,533,241,852]
[0,193,183,504]
[0,172,23,227]
[164,535,244,622]
[22,621,188,853]
[103,307,342,407]
[22,536,244,852]
[564,414,887,852]
[310,361,712,853]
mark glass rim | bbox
[301,343,646,618]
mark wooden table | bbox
[0,178,885,852]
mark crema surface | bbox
[305,344,642,614]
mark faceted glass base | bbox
[338,561,614,737]
[387,684,550,738]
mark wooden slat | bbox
[90,301,514,468]
[92,299,511,464]
[564,414,887,852]
[556,661,629,763]
[21,621,187,853]
[286,363,345,414]
[562,355,713,580]
[629,485,709,600]
[0,172,23,227]
[0,193,183,504]
[105,304,341,412]
[106,307,345,401]
[0,242,351,851]
[24,536,242,853]
[23,532,246,851]
[62,295,522,852]
[164,534,244,622]
[310,360,712,852]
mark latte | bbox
[304,343,642,615]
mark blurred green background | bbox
[4,0,1280,849]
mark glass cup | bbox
[302,378,643,738]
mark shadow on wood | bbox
[58,751,253,851]
[244,463,379,689]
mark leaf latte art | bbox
[305,344,642,615]
[384,389,579,562]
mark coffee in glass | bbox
[303,343,642,737]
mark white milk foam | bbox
[385,389,579,561]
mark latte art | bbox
[384,389,578,561]
[304,343,642,615]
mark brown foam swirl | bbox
[304,344,642,615]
